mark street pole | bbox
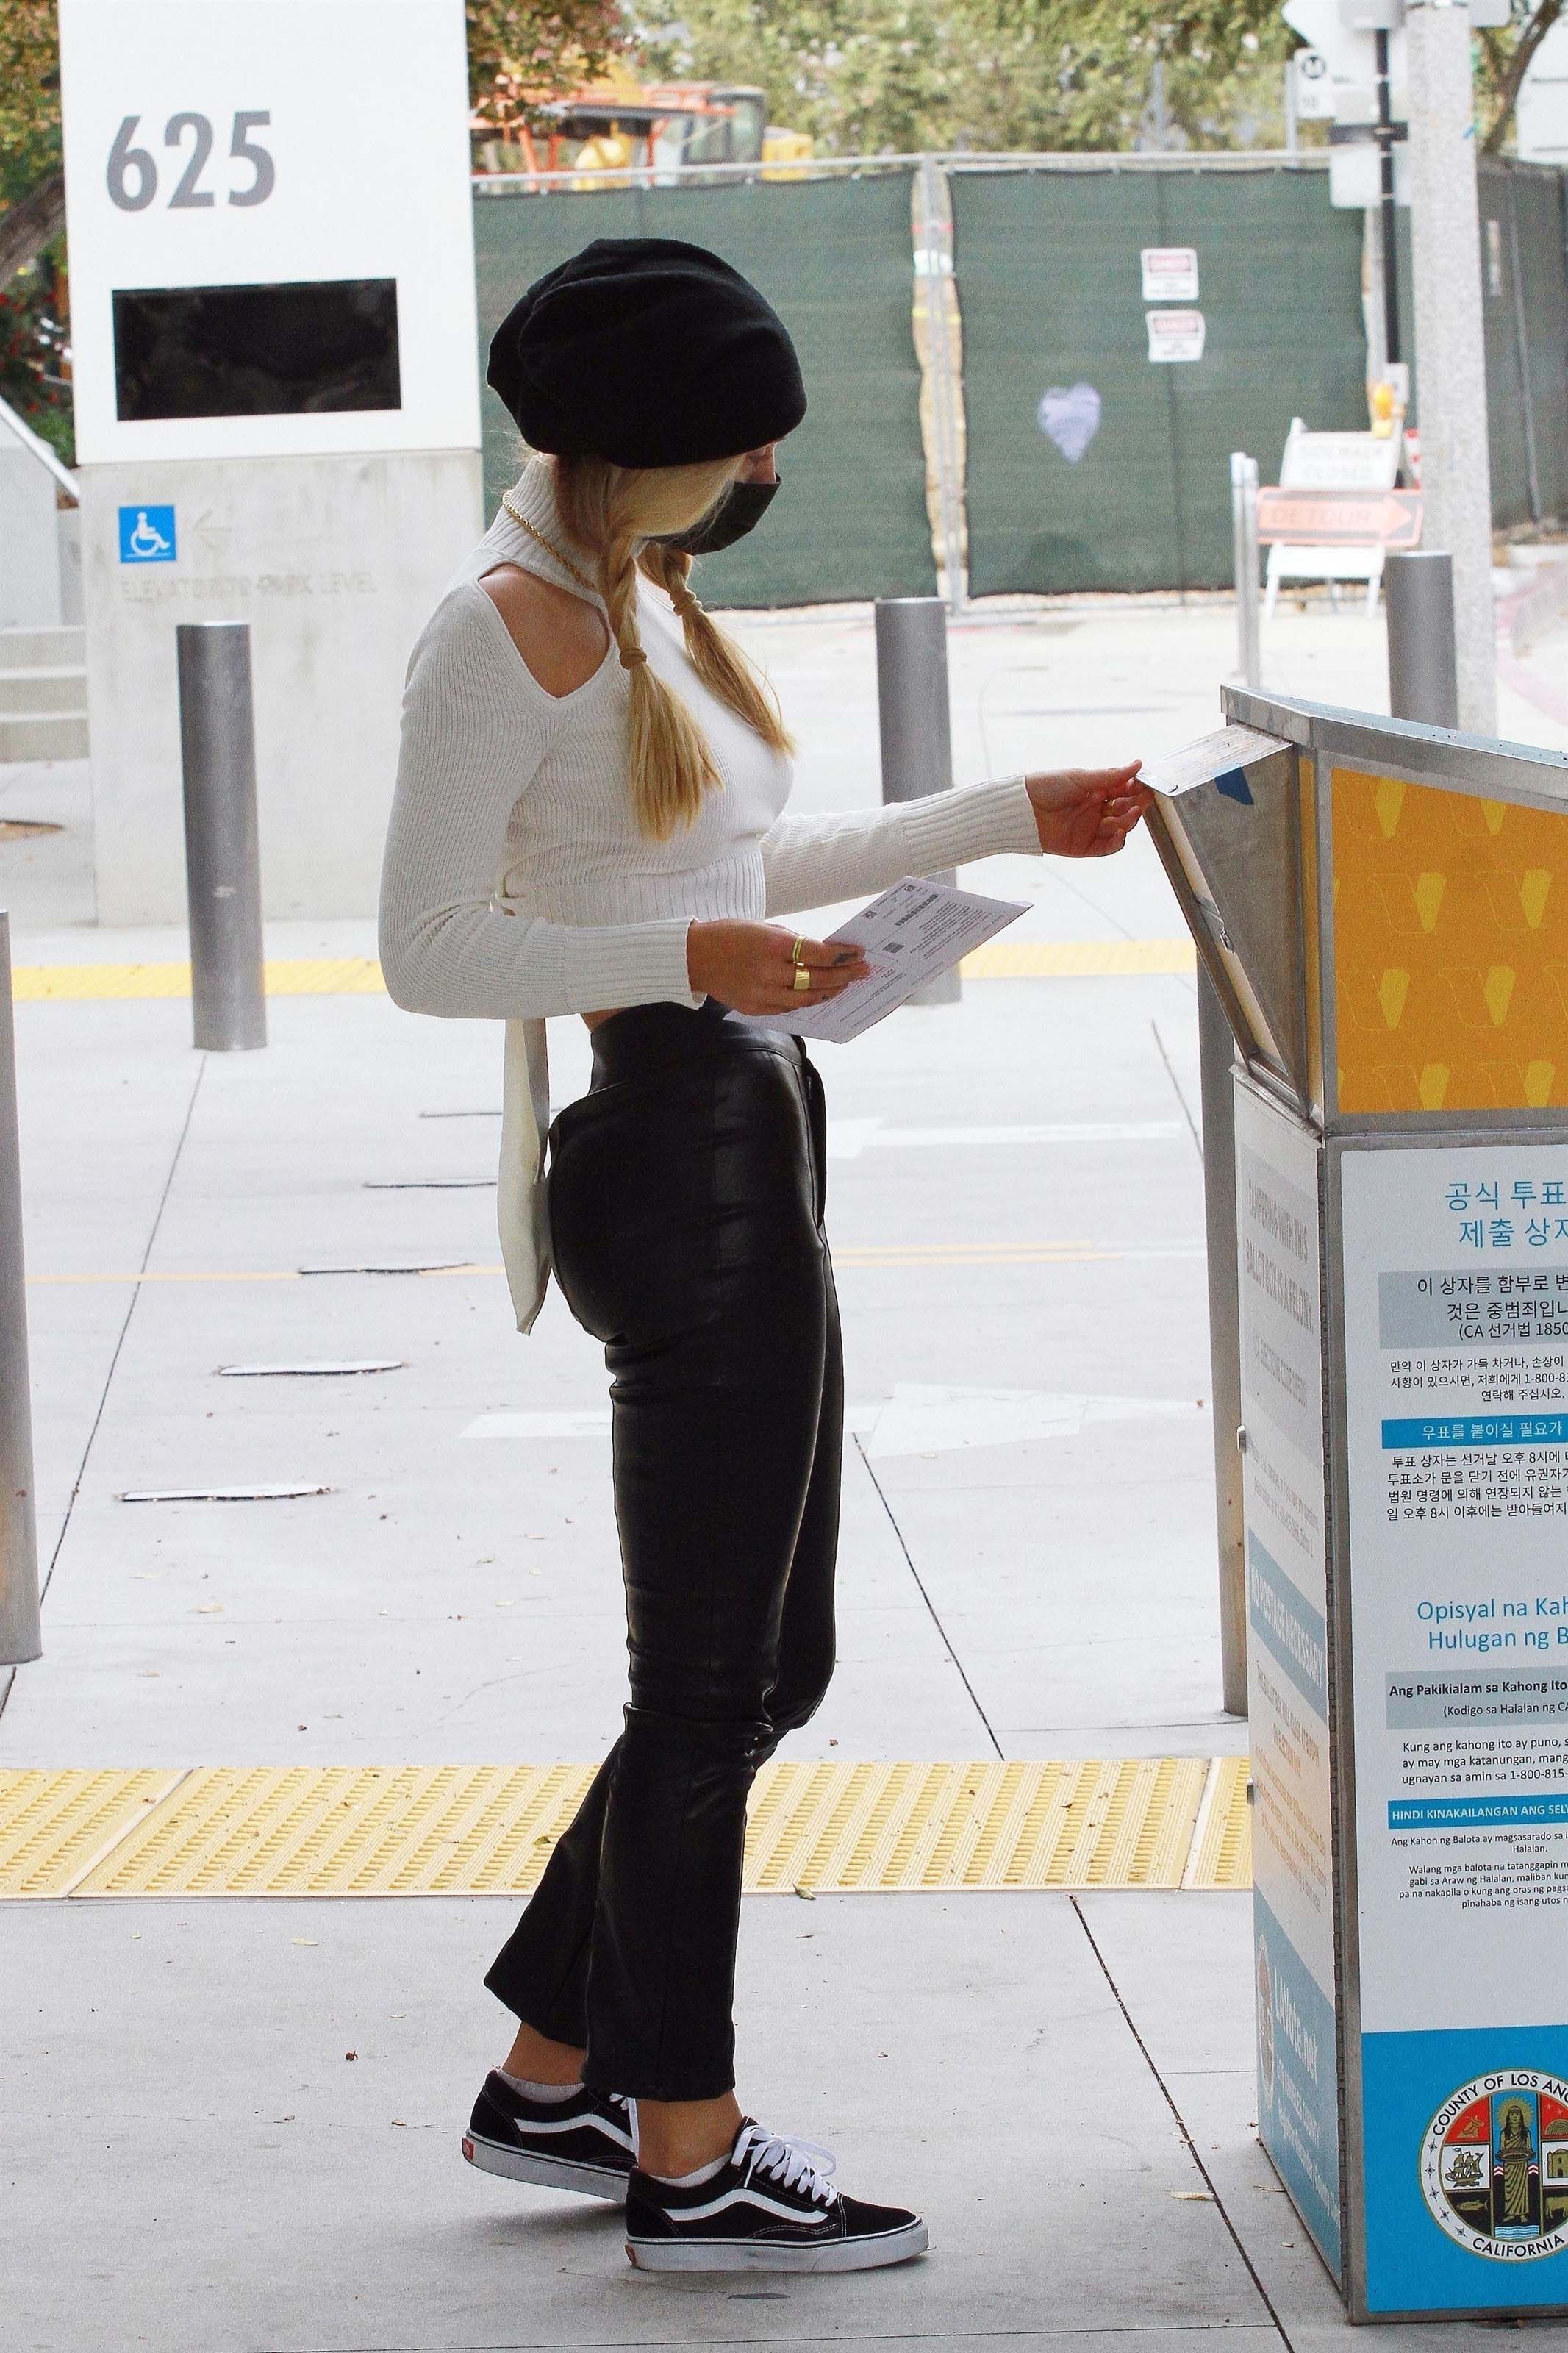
[176,621,267,1051]
[0,913,42,1668]
[1198,965,1247,1718]
[1374,27,1401,367]
[1405,0,1497,735]
[874,596,961,1006]
[1386,549,1459,726]
[1230,453,1261,689]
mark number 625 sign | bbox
[60,0,479,466]
[107,112,276,211]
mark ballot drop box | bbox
[1148,688,1568,2321]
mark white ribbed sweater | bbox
[379,459,1040,1329]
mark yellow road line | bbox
[12,941,1196,1003]
[25,1246,1145,1288]
[0,1760,1250,1899]
[29,1268,311,1287]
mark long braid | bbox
[554,452,791,843]
[637,541,792,758]
[604,519,720,842]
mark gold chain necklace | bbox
[500,493,601,600]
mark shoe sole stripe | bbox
[624,2220,929,2274]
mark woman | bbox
[379,238,1149,2275]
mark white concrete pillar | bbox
[1405,0,1497,735]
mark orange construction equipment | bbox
[473,72,809,183]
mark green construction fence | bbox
[951,164,1371,597]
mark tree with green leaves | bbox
[467,1,627,135]
[626,0,1298,154]
[626,0,1568,156]
[1480,0,1564,148]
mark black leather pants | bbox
[484,999,841,2101]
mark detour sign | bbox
[1256,488,1423,548]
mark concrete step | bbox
[0,626,86,673]
[0,625,85,671]
[0,710,90,760]
[0,667,87,716]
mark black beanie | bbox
[487,237,806,468]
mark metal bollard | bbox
[176,621,267,1051]
[874,596,960,1006]
[1385,550,1459,731]
[1198,965,1247,1717]
[1230,453,1261,690]
[0,912,42,1667]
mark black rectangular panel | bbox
[112,279,401,421]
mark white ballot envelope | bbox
[1136,722,1290,800]
[752,876,1028,1044]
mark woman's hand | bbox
[687,920,870,1014]
[1026,763,1152,859]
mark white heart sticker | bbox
[1037,382,1102,464]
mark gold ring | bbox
[790,937,807,965]
[792,965,812,991]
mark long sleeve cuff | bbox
[380,902,700,1021]
[551,914,700,1015]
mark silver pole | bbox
[1385,550,1459,730]
[1405,0,1497,733]
[915,154,967,615]
[1504,175,1543,527]
[1230,453,1261,690]
[1198,965,1247,1718]
[0,912,42,1667]
[874,595,961,1006]
[176,621,266,1051]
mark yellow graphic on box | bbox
[1331,768,1568,1115]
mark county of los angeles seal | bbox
[1421,2072,1568,2262]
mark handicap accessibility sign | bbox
[118,505,177,563]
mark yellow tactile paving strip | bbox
[12,957,387,1001]
[1182,1757,1253,1890]
[12,942,1195,1003]
[0,1758,1250,1901]
[0,1766,188,1898]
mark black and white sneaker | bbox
[462,2071,636,2202]
[625,2118,928,2273]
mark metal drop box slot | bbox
[1151,685,1568,2322]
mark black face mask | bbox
[656,474,780,557]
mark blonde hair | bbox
[551,453,792,843]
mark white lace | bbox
[735,2122,839,2207]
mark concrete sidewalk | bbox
[6,593,1564,2349]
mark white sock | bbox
[500,2070,579,2103]
[652,2152,727,2187]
